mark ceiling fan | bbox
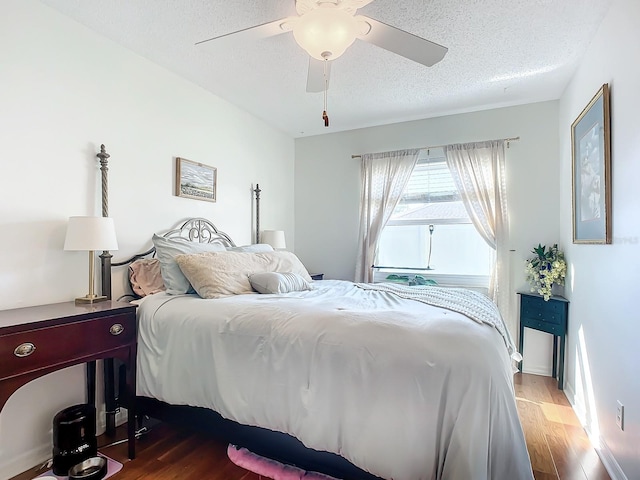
[197,0,448,125]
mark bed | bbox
[93,145,531,479]
[103,217,533,480]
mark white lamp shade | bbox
[261,230,286,249]
[64,216,118,251]
[292,6,358,60]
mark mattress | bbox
[136,280,533,480]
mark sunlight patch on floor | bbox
[516,396,583,427]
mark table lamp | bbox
[64,216,118,304]
[261,230,286,250]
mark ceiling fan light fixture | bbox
[292,5,358,61]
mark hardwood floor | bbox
[514,374,610,480]
[11,373,610,480]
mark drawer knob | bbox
[110,323,124,336]
[14,342,36,357]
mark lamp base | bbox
[75,295,108,304]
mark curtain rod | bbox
[351,136,520,159]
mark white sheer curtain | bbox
[355,149,420,282]
[444,141,512,333]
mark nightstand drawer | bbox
[0,313,135,379]
[521,294,563,313]
[521,296,565,325]
[521,317,563,336]
[520,310,564,325]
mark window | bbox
[375,148,493,287]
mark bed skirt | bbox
[136,396,383,480]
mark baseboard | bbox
[521,365,552,376]
[593,435,628,480]
[564,382,628,480]
[564,382,584,422]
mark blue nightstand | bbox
[518,292,569,390]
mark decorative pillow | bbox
[128,258,165,297]
[226,243,274,253]
[175,251,312,299]
[152,233,227,295]
[249,272,312,294]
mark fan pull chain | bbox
[322,57,329,127]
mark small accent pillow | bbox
[175,251,312,299]
[249,272,312,294]
[152,234,227,295]
[128,258,166,297]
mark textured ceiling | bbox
[39,0,612,138]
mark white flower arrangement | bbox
[525,244,567,301]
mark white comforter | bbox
[136,280,533,480]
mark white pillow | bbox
[152,234,226,295]
[249,272,312,294]
[226,243,274,253]
[175,251,312,299]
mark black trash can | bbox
[52,404,97,475]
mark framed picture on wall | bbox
[175,157,217,202]
[571,83,611,244]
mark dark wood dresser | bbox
[0,300,137,458]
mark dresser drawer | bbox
[0,312,135,379]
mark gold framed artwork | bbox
[571,83,611,244]
[175,157,217,203]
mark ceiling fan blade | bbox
[357,16,448,67]
[306,57,331,93]
[195,18,289,46]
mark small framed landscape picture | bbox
[571,83,611,244]
[175,157,216,203]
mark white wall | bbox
[295,101,561,375]
[0,1,294,477]
[558,0,640,478]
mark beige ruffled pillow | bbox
[175,251,312,299]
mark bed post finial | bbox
[253,183,261,244]
[97,144,110,217]
[97,145,113,300]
